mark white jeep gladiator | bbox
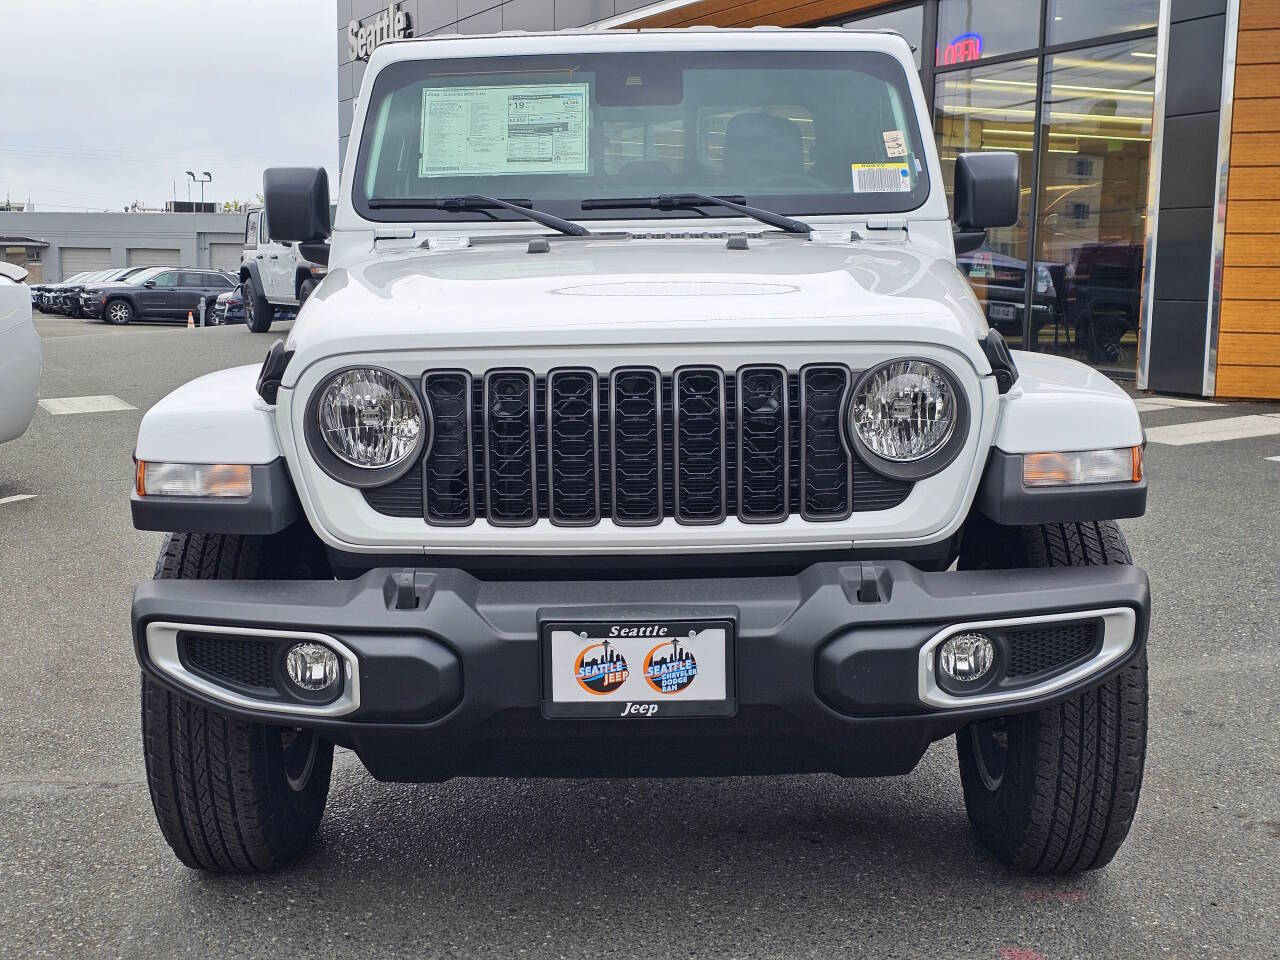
[130,28,1150,875]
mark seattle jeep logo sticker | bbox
[574,640,629,695]
[644,637,698,694]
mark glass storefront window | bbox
[843,4,924,67]
[936,0,1039,66]
[1047,0,1158,46]
[935,58,1038,350]
[1032,37,1156,375]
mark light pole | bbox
[185,170,212,210]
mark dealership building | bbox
[0,211,246,284]
[335,0,1272,400]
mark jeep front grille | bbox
[364,365,913,526]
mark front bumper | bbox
[132,560,1149,781]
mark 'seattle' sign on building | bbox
[347,3,413,60]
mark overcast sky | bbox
[0,0,338,212]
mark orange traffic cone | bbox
[187,311,194,329]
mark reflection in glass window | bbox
[843,4,924,68]
[1048,0,1158,46]
[936,0,1039,66]
[935,59,1038,350]
[1033,38,1156,376]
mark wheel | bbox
[141,530,335,872]
[955,518,1148,874]
[243,277,273,333]
[298,278,317,308]
[104,298,134,325]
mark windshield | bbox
[354,50,929,224]
[125,267,165,285]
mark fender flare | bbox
[239,259,265,295]
[294,265,313,299]
[132,364,300,534]
[974,350,1146,524]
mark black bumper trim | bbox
[130,459,300,535]
[975,449,1147,525]
[132,560,1149,781]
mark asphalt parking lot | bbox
[2,311,1278,960]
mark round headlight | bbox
[317,368,423,469]
[850,360,959,464]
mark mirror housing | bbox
[263,167,331,244]
[953,152,1020,230]
[143,280,156,288]
[299,241,331,266]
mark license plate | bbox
[542,619,735,718]
[989,302,1018,321]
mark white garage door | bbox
[210,243,242,273]
[128,248,180,268]
[62,247,112,274]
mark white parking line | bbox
[1145,414,1280,446]
[0,494,37,506]
[1144,397,1219,408]
[1133,397,1220,413]
[1266,455,1280,463]
[38,395,136,415]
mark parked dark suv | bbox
[84,267,238,325]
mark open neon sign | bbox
[941,32,983,65]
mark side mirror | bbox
[263,166,331,244]
[953,152,1020,230]
[144,280,156,288]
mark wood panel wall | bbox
[627,0,886,28]
[1219,0,1280,398]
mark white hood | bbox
[282,234,990,382]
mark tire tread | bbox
[141,531,332,872]
[957,519,1148,875]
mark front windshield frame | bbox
[352,49,931,226]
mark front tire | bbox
[141,530,334,872]
[104,298,133,325]
[956,519,1148,874]
[298,277,317,308]
[243,277,273,333]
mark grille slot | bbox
[736,365,789,522]
[610,368,663,525]
[483,370,537,526]
[1005,622,1099,679]
[674,367,726,524]
[363,365,914,525]
[800,365,853,520]
[180,633,275,690]
[422,371,474,524]
[547,369,600,526]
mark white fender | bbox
[994,351,1143,454]
[135,365,283,464]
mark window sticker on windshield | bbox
[852,162,912,193]
[419,84,589,178]
[882,130,907,158]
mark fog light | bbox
[939,633,996,683]
[284,642,340,692]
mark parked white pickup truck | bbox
[130,28,1149,876]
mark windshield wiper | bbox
[367,195,592,237]
[580,193,811,235]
